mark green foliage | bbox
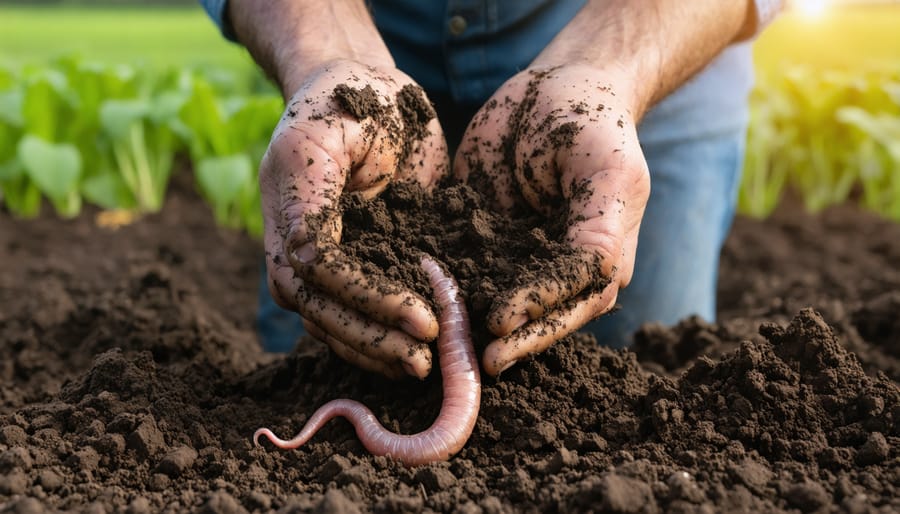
[739,66,900,221]
[99,97,180,211]
[5,56,900,235]
[17,135,82,217]
[178,79,281,237]
[0,57,281,236]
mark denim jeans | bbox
[255,123,747,352]
[582,127,746,348]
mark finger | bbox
[289,244,439,341]
[482,285,619,376]
[266,260,302,311]
[262,205,304,311]
[304,319,406,379]
[293,284,433,379]
[557,116,650,284]
[486,251,605,336]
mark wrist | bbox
[278,55,395,100]
[530,11,661,120]
[532,0,751,119]
[227,0,394,99]
[526,60,650,122]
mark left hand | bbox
[454,64,651,376]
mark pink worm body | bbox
[253,255,481,466]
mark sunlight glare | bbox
[793,0,832,19]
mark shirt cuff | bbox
[199,0,238,42]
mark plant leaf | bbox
[100,99,149,140]
[17,135,82,202]
[82,173,137,210]
[0,90,23,127]
[0,175,42,218]
[196,154,253,211]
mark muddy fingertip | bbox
[399,310,439,341]
[482,343,515,377]
[487,308,529,336]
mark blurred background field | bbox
[754,1,900,76]
[1,0,899,231]
[0,4,251,69]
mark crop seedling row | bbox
[2,58,900,235]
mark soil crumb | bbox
[0,177,898,512]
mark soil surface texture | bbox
[1,175,898,514]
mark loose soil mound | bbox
[1,178,898,513]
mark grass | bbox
[0,5,252,70]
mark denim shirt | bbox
[201,0,778,143]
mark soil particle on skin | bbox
[1,177,899,512]
[330,82,436,168]
[332,83,385,121]
[547,121,581,149]
[396,84,436,144]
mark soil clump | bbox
[0,176,898,512]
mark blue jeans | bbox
[583,128,746,348]
[256,125,746,352]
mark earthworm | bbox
[253,255,481,466]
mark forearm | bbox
[533,0,753,119]
[228,0,394,98]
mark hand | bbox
[261,59,450,379]
[454,64,651,376]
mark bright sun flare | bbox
[793,0,832,18]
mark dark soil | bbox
[1,174,898,513]
[339,181,604,353]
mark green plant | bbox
[0,59,282,231]
[96,95,185,212]
[179,77,281,236]
[17,135,82,217]
[836,106,900,219]
[0,81,40,217]
[739,66,900,221]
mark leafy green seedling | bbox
[99,97,180,212]
[17,135,82,217]
[195,153,253,228]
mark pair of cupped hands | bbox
[261,59,651,379]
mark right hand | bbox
[260,59,450,379]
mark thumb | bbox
[263,130,348,263]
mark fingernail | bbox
[292,243,317,264]
[498,359,518,374]
[509,313,529,332]
[399,318,418,338]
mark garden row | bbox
[2,57,899,236]
[0,57,281,236]
[741,66,900,219]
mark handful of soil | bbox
[338,179,609,352]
